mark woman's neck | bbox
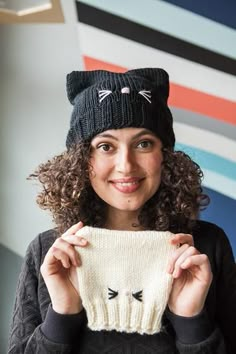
[105,208,144,231]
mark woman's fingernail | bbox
[173,269,178,278]
[79,238,87,245]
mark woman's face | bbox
[89,127,163,215]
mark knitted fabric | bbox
[75,226,177,335]
[66,68,175,149]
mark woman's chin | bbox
[107,199,144,213]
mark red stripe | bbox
[83,56,236,125]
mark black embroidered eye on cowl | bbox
[108,288,143,302]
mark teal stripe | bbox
[79,0,236,59]
[175,143,236,180]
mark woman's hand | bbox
[40,221,88,315]
[167,233,213,317]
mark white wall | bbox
[0,0,84,256]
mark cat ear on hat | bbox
[66,70,115,105]
[127,68,170,101]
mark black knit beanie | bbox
[66,68,175,149]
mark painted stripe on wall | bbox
[78,0,236,59]
[169,83,236,125]
[79,27,236,102]
[162,0,236,30]
[82,55,236,125]
[172,108,236,142]
[175,143,236,181]
[201,170,236,200]
[200,187,236,255]
[174,122,236,163]
[76,1,236,75]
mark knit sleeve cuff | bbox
[41,304,87,344]
[166,308,214,344]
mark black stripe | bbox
[76,1,236,76]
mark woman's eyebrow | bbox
[95,130,156,141]
[131,130,156,140]
[95,133,118,141]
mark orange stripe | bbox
[83,56,236,125]
[169,84,236,125]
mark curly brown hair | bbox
[29,142,209,235]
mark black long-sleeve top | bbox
[8,220,236,353]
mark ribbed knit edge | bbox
[84,300,171,335]
[41,305,86,344]
[166,308,214,344]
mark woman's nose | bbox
[115,148,137,174]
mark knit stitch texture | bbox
[66,68,175,149]
[75,227,177,334]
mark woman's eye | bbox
[137,140,153,149]
[97,143,112,152]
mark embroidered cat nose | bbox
[121,87,130,94]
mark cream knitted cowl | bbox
[75,226,177,335]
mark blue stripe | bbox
[162,0,236,30]
[200,187,236,257]
[175,143,236,181]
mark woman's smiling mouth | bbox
[109,177,144,193]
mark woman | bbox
[8,68,236,353]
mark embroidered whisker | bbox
[108,287,118,300]
[132,290,143,302]
[98,90,112,102]
[138,90,152,103]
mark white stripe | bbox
[78,23,236,101]
[79,0,236,59]
[173,122,236,163]
[202,169,236,200]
